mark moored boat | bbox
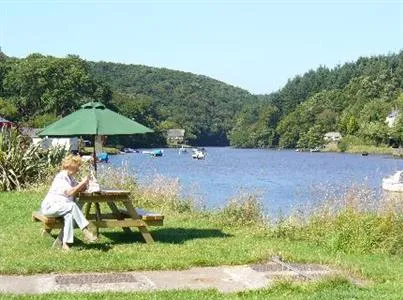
[123,147,139,153]
[192,147,206,160]
[142,149,164,157]
[178,145,188,154]
[382,171,403,192]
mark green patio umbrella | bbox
[38,101,153,170]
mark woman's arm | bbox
[65,176,89,197]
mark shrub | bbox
[271,185,403,254]
[218,191,266,227]
[0,127,67,191]
[337,140,347,152]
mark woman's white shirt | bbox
[41,170,78,214]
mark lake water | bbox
[107,147,403,214]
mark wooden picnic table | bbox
[77,189,160,244]
[33,189,164,246]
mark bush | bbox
[0,127,67,191]
[337,140,347,152]
[271,186,403,254]
[218,191,266,227]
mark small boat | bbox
[97,152,109,163]
[123,147,139,153]
[310,147,320,152]
[382,171,403,192]
[192,147,206,160]
[178,145,188,154]
[142,149,164,157]
[361,152,369,156]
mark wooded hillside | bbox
[1,50,402,148]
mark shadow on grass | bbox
[99,227,233,245]
[62,227,232,251]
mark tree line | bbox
[230,51,403,149]
[0,50,402,148]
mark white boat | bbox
[382,171,403,192]
[178,145,188,154]
[192,148,206,160]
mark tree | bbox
[0,97,18,121]
[3,54,112,120]
[297,125,325,149]
[359,121,389,146]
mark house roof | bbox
[0,116,11,123]
[20,127,41,137]
[324,131,342,137]
[167,129,185,138]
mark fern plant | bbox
[0,127,67,191]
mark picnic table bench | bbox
[32,189,164,247]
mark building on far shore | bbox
[385,110,399,128]
[324,131,342,143]
[20,127,78,151]
[167,128,185,146]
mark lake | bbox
[107,147,403,214]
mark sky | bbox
[0,0,402,94]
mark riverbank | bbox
[1,181,403,298]
[322,143,395,156]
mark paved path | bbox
[0,262,338,295]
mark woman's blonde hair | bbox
[61,154,83,170]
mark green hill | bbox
[1,50,402,149]
[230,51,403,149]
[88,61,258,145]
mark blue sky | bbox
[0,1,402,94]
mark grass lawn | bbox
[1,190,403,299]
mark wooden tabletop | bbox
[78,189,131,197]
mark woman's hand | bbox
[78,175,90,192]
[65,175,90,196]
[80,175,90,185]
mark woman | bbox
[40,154,97,250]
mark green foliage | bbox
[89,61,258,146]
[358,121,389,146]
[218,192,266,227]
[297,124,325,149]
[337,139,347,152]
[1,50,403,148]
[229,103,279,148]
[2,54,111,121]
[0,97,18,121]
[233,51,403,148]
[0,127,66,191]
[28,113,59,128]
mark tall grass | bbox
[97,164,196,213]
[216,190,267,227]
[272,185,403,255]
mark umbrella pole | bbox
[92,135,97,173]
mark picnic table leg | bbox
[107,201,132,233]
[123,201,154,244]
[41,228,52,236]
[84,202,92,218]
[52,228,63,248]
[94,203,102,236]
